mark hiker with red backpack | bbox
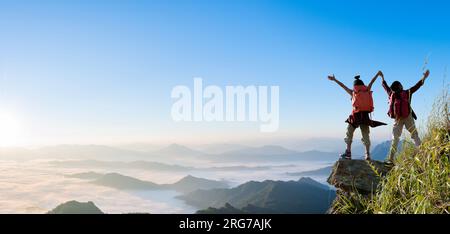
[380,70,430,164]
[328,72,386,160]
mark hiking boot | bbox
[365,153,371,161]
[340,150,351,160]
[384,160,394,167]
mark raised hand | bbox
[423,69,430,80]
[379,70,384,81]
[328,74,336,81]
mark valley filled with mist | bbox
[0,141,391,214]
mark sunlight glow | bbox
[0,111,24,147]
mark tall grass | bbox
[333,87,449,214]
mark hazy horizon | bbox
[0,136,381,154]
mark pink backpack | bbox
[388,91,410,119]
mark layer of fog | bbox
[0,143,337,213]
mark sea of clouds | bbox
[0,159,331,214]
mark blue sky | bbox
[0,0,448,146]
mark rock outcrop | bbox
[328,159,391,194]
[327,159,392,214]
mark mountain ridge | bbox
[178,177,335,214]
[68,172,229,193]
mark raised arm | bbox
[367,70,381,90]
[328,74,352,96]
[409,69,430,94]
[380,71,391,95]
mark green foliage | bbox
[330,191,371,214]
[333,87,450,214]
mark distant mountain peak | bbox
[48,200,103,214]
[297,177,329,189]
[104,172,122,177]
[260,145,288,150]
[175,174,226,184]
[167,143,188,149]
[222,145,298,156]
[170,175,229,193]
[157,144,204,156]
[93,172,159,190]
[298,177,316,183]
[66,171,103,180]
[172,175,228,190]
[181,174,196,180]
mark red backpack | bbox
[352,85,374,113]
[388,90,410,119]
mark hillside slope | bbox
[331,90,449,214]
[179,177,335,214]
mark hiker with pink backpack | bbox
[380,70,430,164]
[328,71,387,161]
